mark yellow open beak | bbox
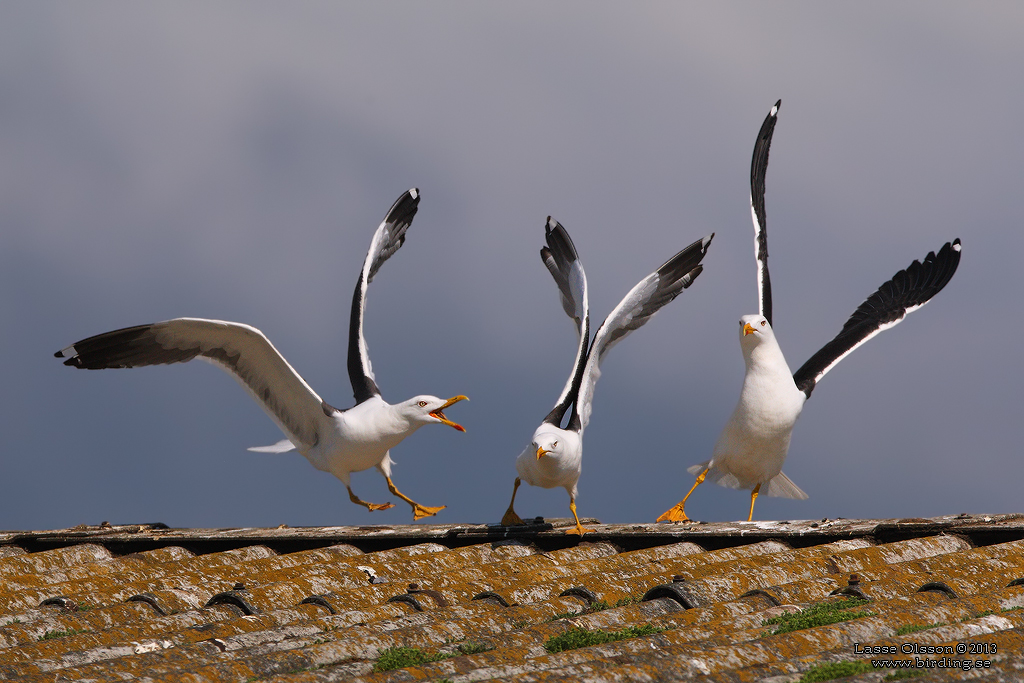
[743,323,756,336]
[430,395,469,432]
[536,446,549,460]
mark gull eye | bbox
[760,320,766,327]
[552,441,558,448]
[418,400,428,407]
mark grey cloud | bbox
[0,2,1020,530]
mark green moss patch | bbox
[547,596,642,622]
[544,624,663,653]
[963,610,994,621]
[800,660,872,682]
[455,640,492,655]
[373,641,493,673]
[882,670,925,680]
[895,622,946,635]
[374,646,450,672]
[38,628,88,641]
[764,598,873,635]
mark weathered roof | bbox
[1,513,1023,681]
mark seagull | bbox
[502,217,714,535]
[56,188,467,521]
[657,100,962,523]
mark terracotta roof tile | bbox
[1,514,1023,681]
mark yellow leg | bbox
[500,478,526,526]
[656,467,708,523]
[747,483,761,522]
[564,496,593,535]
[347,486,394,512]
[385,476,446,521]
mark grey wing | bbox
[540,217,590,426]
[347,188,421,404]
[751,100,780,326]
[56,318,328,451]
[575,233,714,431]
[792,239,962,398]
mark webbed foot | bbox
[656,502,690,523]
[412,503,446,521]
[501,508,526,526]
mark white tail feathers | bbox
[765,471,809,500]
[247,439,297,453]
[688,462,809,500]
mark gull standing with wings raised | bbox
[503,218,714,535]
[56,189,467,520]
[657,101,962,523]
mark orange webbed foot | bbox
[656,502,690,523]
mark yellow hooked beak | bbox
[743,323,756,336]
[430,395,469,432]
[536,446,549,460]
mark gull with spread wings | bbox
[57,189,467,520]
[503,217,713,534]
[657,101,962,523]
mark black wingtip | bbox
[383,188,421,226]
[55,346,78,364]
[545,216,559,237]
[656,233,715,283]
[543,217,579,264]
[545,216,568,245]
[930,239,962,279]
[752,102,781,195]
[792,236,963,395]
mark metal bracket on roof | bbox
[39,596,78,612]
[829,573,870,601]
[829,586,870,600]
[559,586,600,606]
[738,589,783,606]
[126,593,170,616]
[387,593,428,612]
[387,583,449,612]
[641,577,701,609]
[472,591,512,607]
[300,595,338,615]
[916,581,959,599]
[205,589,261,615]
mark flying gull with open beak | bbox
[56,189,467,520]
[503,217,713,534]
[657,101,962,523]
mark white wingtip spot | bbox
[409,188,419,199]
[952,242,961,252]
[770,104,779,116]
[547,216,557,229]
[58,345,76,358]
[703,233,714,249]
